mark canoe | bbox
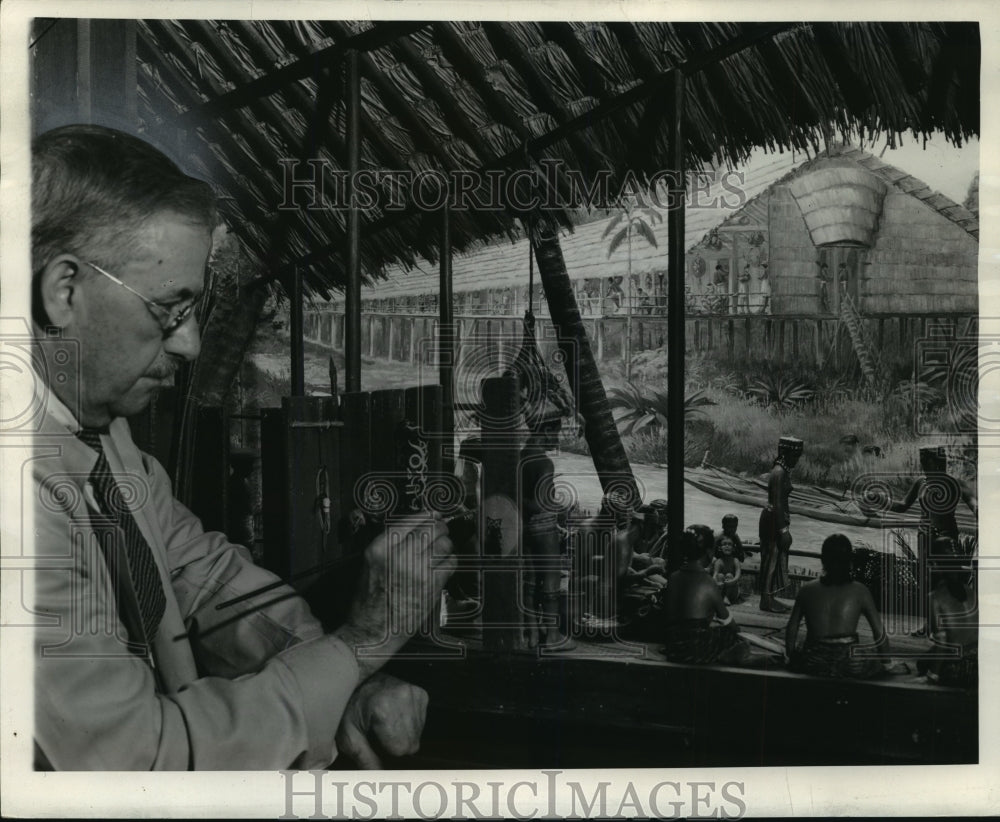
[683,465,978,533]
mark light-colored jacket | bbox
[32,395,359,769]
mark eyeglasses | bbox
[85,261,200,335]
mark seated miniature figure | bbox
[711,536,742,605]
[785,534,888,679]
[715,513,747,560]
[662,525,752,665]
[917,542,978,688]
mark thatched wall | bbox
[767,185,820,314]
[863,190,978,314]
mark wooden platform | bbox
[382,593,977,770]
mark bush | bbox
[608,381,716,436]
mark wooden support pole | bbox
[439,202,456,470]
[290,265,305,396]
[345,49,362,393]
[667,71,686,557]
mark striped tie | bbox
[77,428,166,652]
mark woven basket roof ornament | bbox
[787,166,888,248]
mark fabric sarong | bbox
[791,634,883,679]
[758,507,787,595]
[663,619,750,665]
[927,647,978,689]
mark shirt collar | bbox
[42,383,85,435]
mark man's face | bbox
[71,213,212,426]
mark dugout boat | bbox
[683,464,978,533]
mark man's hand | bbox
[336,674,429,769]
[336,512,455,679]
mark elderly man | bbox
[30,124,454,770]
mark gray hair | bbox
[31,124,217,319]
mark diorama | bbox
[27,17,981,769]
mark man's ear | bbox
[37,256,82,328]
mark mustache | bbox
[145,364,178,380]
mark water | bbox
[552,452,913,571]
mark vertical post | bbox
[729,233,738,314]
[625,237,633,380]
[345,49,362,393]
[290,265,305,396]
[667,71,686,557]
[76,20,92,120]
[439,202,456,470]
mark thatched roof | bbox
[353,140,977,302]
[354,149,801,299]
[130,20,979,297]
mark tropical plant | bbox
[882,379,945,426]
[604,199,663,380]
[609,381,716,436]
[816,373,856,404]
[603,204,663,258]
[746,373,814,412]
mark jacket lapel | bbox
[105,418,199,690]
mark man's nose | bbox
[164,315,201,361]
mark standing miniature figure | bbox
[758,436,803,613]
[758,264,771,314]
[737,263,751,314]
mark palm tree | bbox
[532,217,640,508]
[603,201,663,379]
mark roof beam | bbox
[606,22,662,78]
[482,22,609,176]
[278,22,801,277]
[538,22,617,101]
[391,29,575,218]
[388,35,495,168]
[538,21,643,172]
[182,20,352,275]
[429,22,576,219]
[523,22,801,163]
[145,21,330,277]
[173,21,431,125]
[137,40,276,265]
[227,19,436,266]
[323,20,508,245]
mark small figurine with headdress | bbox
[759,436,803,613]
